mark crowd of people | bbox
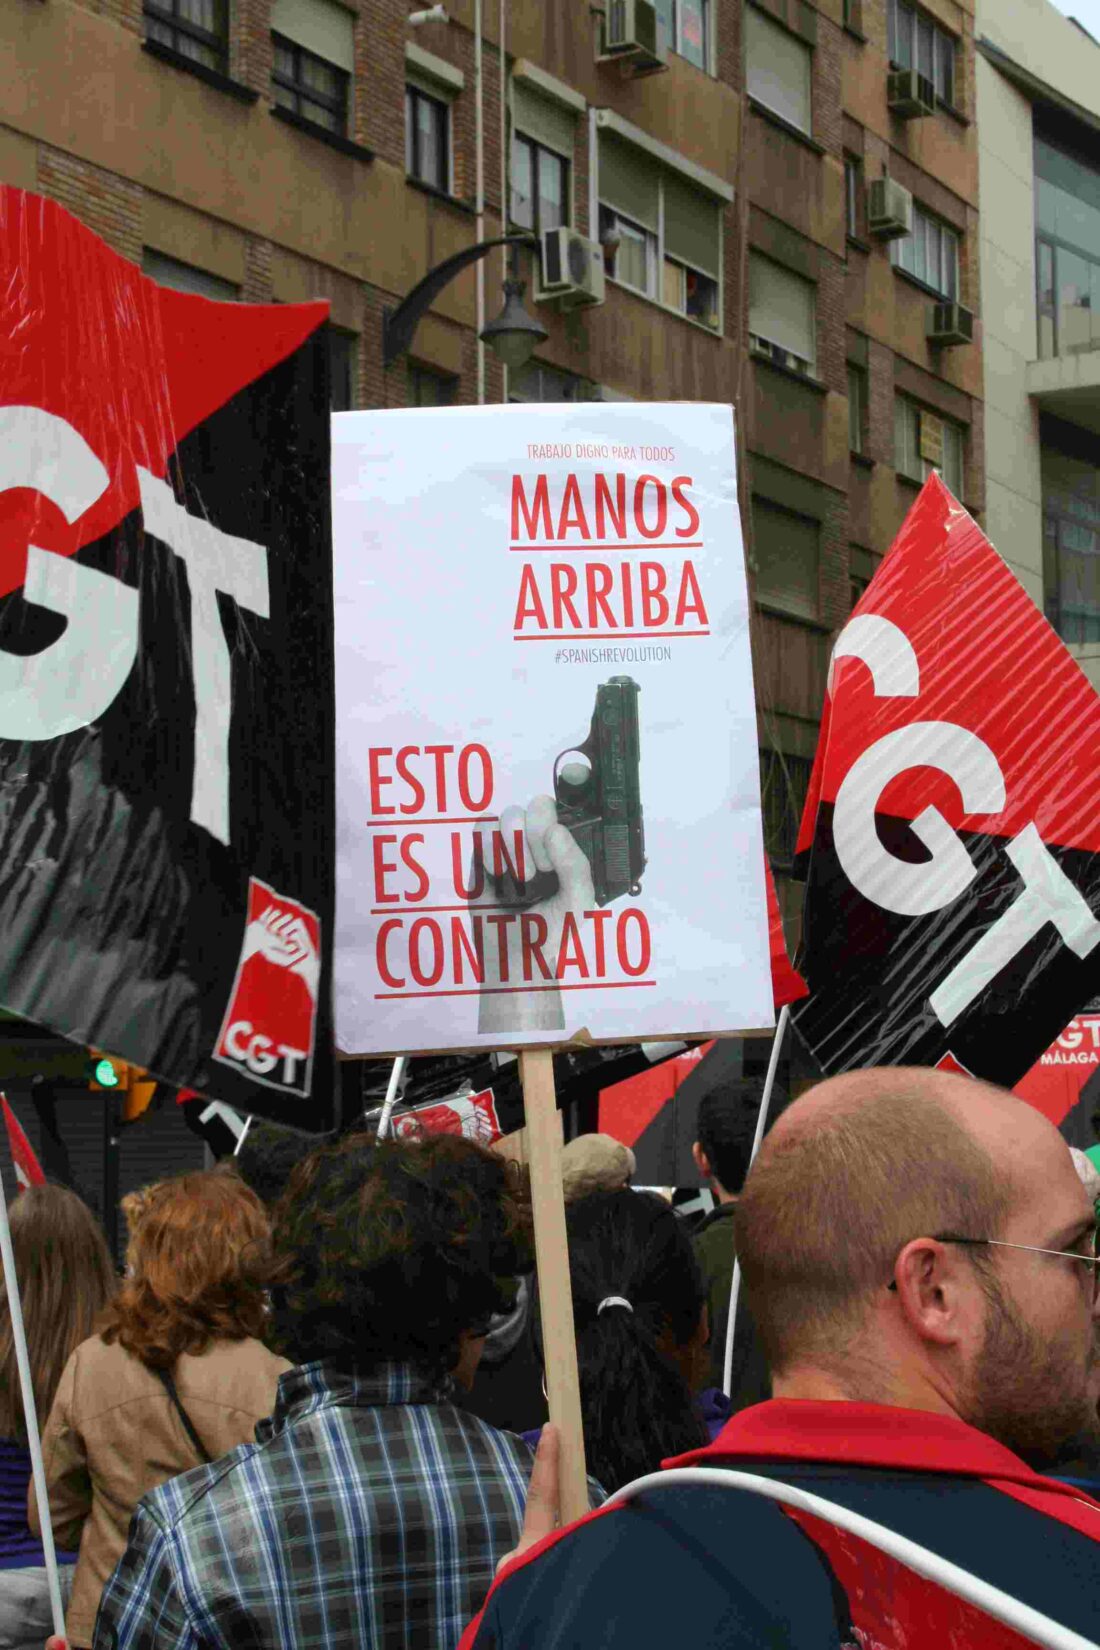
[0,1064,1096,1647]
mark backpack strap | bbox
[156,1366,213,1464]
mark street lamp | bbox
[479,257,548,375]
[382,232,547,372]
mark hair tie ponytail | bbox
[596,1295,633,1316]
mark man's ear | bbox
[692,1141,710,1178]
[892,1238,972,1350]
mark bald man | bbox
[461,1068,1100,1649]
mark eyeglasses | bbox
[888,1230,1100,1301]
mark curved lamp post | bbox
[382,232,548,373]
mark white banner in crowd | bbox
[332,402,772,1054]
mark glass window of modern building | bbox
[1042,416,1100,644]
[1035,129,1100,360]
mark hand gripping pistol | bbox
[491,676,646,909]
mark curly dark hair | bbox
[234,1119,334,1210]
[271,1132,533,1376]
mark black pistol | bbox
[491,676,646,908]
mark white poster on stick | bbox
[333,402,772,1054]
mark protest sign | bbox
[332,401,772,1055]
[390,1086,504,1145]
[792,475,1100,1087]
[334,399,771,1525]
[0,189,336,1129]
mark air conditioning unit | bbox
[600,0,668,72]
[866,177,913,241]
[927,301,974,346]
[887,67,936,118]
[538,228,606,308]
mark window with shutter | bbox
[888,0,956,107]
[749,254,816,374]
[598,132,722,328]
[270,0,353,133]
[142,250,240,299]
[894,395,965,495]
[753,498,820,620]
[144,0,228,74]
[510,84,573,238]
[745,6,812,135]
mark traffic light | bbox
[123,1071,158,1124]
[87,1052,126,1090]
[86,1052,158,1122]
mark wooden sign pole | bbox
[520,1047,588,1525]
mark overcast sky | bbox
[1047,0,1100,42]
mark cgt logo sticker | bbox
[214,879,321,1097]
[392,1089,503,1146]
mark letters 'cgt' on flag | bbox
[792,474,1100,1087]
[0,189,335,1129]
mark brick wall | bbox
[819,490,851,629]
[715,0,742,92]
[243,236,274,300]
[83,0,142,38]
[865,336,896,468]
[817,250,848,394]
[360,0,406,162]
[234,0,276,96]
[812,10,844,157]
[15,0,982,518]
[37,146,143,262]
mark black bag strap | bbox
[156,1366,213,1464]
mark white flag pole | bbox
[375,1056,409,1142]
[232,1114,254,1157]
[0,1162,66,1637]
[722,1004,790,1397]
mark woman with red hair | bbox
[32,1171,288,1649]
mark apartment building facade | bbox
[976,0,1100,689]
[4,0,982,985]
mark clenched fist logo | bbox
[241,905,321,999]
[215,878,323,1097]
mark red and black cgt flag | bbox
[1,1096,45,1192]
[0,189,335,1128]
[793,475,1100,1088]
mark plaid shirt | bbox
[93,1360,553,1650]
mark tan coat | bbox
[30,1334,289,1647]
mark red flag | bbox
[1,1097,45,1192]
[793,475,1100,1086]
[764,860,808,1010]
